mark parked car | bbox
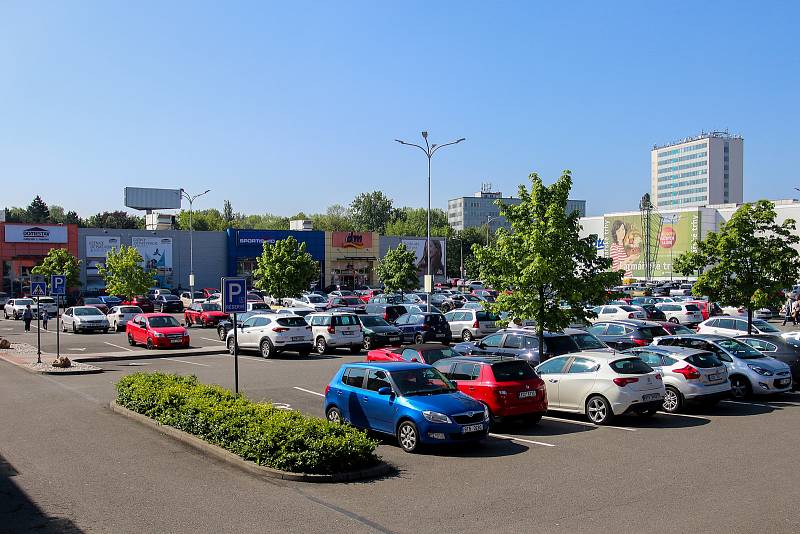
[434,356,547,424]
[61,306,110,333]
[358,314,403,350]
[153,294,184,313]
[640,304,666,322]
[276,305,315,317]
[179,291,206,307]
[202,288,218,299]
[625,345,731,413]
[357,289,384,303]
[721,306,774,321]
[658,321,696,336]
[80,297,109,314]
[29,296,58,318]
[652,334,793,398]
[367,344,461,365]
[107,305,143,331]
[122,296,155,314]
[225,313,312,358]
[655,302,704,325]
[184,302,229,328]
[587,320,670,350]
[216,310,273,341]
[669,283,694,297]
[323,362,489,453]
[394,312,452,344]
[147,288,172,300]
[327,296,366,312]
[453,328,581,364]
[126,313,189,349]
[97,295,122,308]
[687,300,722,321]
[535,352,665,424]
[444,308,500,341]
[289,294,328,311]
[697,317,781,337]
[306,312,364,354]
[590,305,647,322]
[737,335,800,390]
[563,328,612,352]
[364,304,409,324]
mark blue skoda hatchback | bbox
[324,362,489,452]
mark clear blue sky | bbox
[2,1,798,218]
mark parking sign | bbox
[51,275,67,296]
[31,281,47,297]
[221,277,247,313]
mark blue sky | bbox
[2,1,798,218]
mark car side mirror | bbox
[181,322,186,327]
[239,324,246,330]
[450,380,458,387]
[377,387,393,396]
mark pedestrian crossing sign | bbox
[31,282,47,297]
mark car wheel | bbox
[461,330,473,342]
[127,334,136,346]
[146,338,155,350]
[316,337,328,355]
[662,386,683,413]
[730,375,752,399]
[397,420,420,453]
[414,333,424,345]
[362,336,372,350]
[218,327,227,341]
[260,339,275,359]
[669,317,679,324]
[72,323,77,334]
[586,395,613,425]
[227,337,237,355]
[349,345,361,355]
[326,406,342,424]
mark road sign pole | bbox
[221,277,246,396]
[36,296,41,364]
[233,312,239,395]
[56,295,60,359]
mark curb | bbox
[0,354,103,375]
[109,401,393,483]
[75,347,227,363]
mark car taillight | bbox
[655,373,662,380]
[613,377,639,387]
[273,327,289,333]
[673,365,701,380]
[383,312,389,321]
[325,385,330,395]
[327,325,335,334]
[628,313,635,318]
[632,338,648,346]
[421,324,430,331]
[473,320,479,328]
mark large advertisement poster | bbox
[400,238,447,277]
[85,236,121,257]
[4,224,68,243]
[603,210,699,278]
[132,236,173,274]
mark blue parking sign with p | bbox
[51,275,67,296]
[221,277,247,313]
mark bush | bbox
[116,373,379,474]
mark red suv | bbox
[126,313,190,350]
[433,356,547,424]
[184,302,229,327]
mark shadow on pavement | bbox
[694,400,775,417]
[493,418,595,437]
[371,434,529,458]
[0,452,83,533]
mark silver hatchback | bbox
[444,309,500,341]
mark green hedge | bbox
[116,373,379,474]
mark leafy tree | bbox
[350,191,395,234]
[236,213,290,230]
[376,243,419,294]
[26,196,50,223]
[85,211,144,229]
[3,206,28,223]
[311,204,353,232]
[177,208,226,231]
[473,170,621,351]
[446,227,485,280]
[674,200,800,334]
[252,236,320,303]
[49,206,83,226]
[97,245,156,300]
[384,207,450,237]
[223,200,235,226]
[31,248,82,290]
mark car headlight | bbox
[483,404,490,420]
[153,331,165,338]
[748,365,773,376]
[422,411,452,424]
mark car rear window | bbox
[119,307,141,314]
[425,314,447,325]
[476,311,500,322]
[609,358,653,374]
[571,333,606,350]
[684,352,723,368]
[277,317,308,327]
[163,295,179,301]
[420,347,460,364]
[543,335,580,356]
[333,315,359,326]
[491,361,536,381]
[685,304,700,312]
[620,306,639,312]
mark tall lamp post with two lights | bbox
[180,188,211,303]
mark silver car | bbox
[61,306,110,333]
[444,308,500,341]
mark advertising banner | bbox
[400,238,447,277]
[332,231,373,251]
[4,224,68,243]
[132,236,173,274]
[85,236,121,258]
[603,210,700,278]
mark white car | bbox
[226,313,312,358]
[287,294,328,311]
[3,298,37,320]
[306,312,364,354]
[107,305,144,331]
[697,317,781,337]
[61,306,110,333]
[179,291,206,308]
[535,351,665,424]
[34,296,59,317]
[720,306,774,321]
[669,283,694,297]
[626,346,731,413]
[590,305,647,322]
[655,302,703,325]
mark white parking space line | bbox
[200,337,223,343]
[293,386,324,397]
[161,358,210,367]
[542,415,637,432]
[721,400,769,408]
[103,341,133,352]
[656,412,710,421]
[489,433,555,448]
[239,355,271,362]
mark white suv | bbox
[306,312,364,354]
[4,298,37,320]
[226,314,312,358]
[655,302,703,325]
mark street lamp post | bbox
[180,188,211,303]
[395,132,465,312]
[486,215,501,246]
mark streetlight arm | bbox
[430,138,466,155]
[395,139,431,157]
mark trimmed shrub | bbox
[116,373,379,474]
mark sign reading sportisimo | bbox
[4,224,68,243]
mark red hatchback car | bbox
[184,302,229,327]
[127,313,190,350]
[367,344,461,365]
[433,356,547,424]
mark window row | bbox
[657,151,707,167]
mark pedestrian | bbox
[792,297,800,326]
[42,309,49,330]
[783,296,795,326]
[22,305,33,332]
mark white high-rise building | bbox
[651,131,743,208]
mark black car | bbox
[153,294,184,312]
[394,312,452,344]
[357,314,403,350]
[453,328,582,363]
[216,310,273,341]
[364,304,413,324]
[737,334,800,390]
[586,320,669,350]
[641,304,667,322]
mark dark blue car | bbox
[324,362,489,452]
[394,312,452,345]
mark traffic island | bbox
[111,373,393,483]
[27,361,103,375]
[0,342,102,374]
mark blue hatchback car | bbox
[324,362,489,452]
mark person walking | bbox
[792,297,800,326]
[783,296,795,326]
[41,309,49,330]
[22,305,33,332]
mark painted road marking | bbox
[656,412,710,421]
[67,347,87,352]
[721,400,769,408]
[104,341,133,352]
[489,433,555,448]
[294,386,324,397]
[200,337,224,343]
[542,415,637,432]
[162,358,209,367]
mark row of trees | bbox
[5,196,144,229]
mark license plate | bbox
[462,423,483,433]
[642,393,661,401]
[435,333,445,338]
[778,378,791,386]
[518,390,536,399]
[170,339,182,344]
[342,330,354,335]
[291,336,304,341]
[389,337,400,342]
[708,373,721,381]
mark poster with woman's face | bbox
[401,239,446,276]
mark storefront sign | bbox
[4,224,68,243]
[132,236,173,273]
[400,238,447,277]
[332,231,372,250]
[85,236,121,257]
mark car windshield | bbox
[201,303,222,311]
[476,311,500,322]
[572,333,606,350]
[669,325,694,334]
[716,339,765,359]
[752,320,780,333]
[149,316,180,328]
[15,299,33,305]
[103,296,121,303]
[307,295,326,303]
[84,298,102,304]
[610,358,653,374]
[390,367,456,396]
[491,360,536,381]
[543,335,580,355]
[119,307,141,314]
[360,316,390,327]
[339,297,362,305]
[162,295,179,301]
[420,347,460,364]
[75,307,103,316]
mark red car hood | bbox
[151,326,186,335]
[366,348,401,361]
[203,311,229,319]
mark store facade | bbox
[0,223,79,296]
